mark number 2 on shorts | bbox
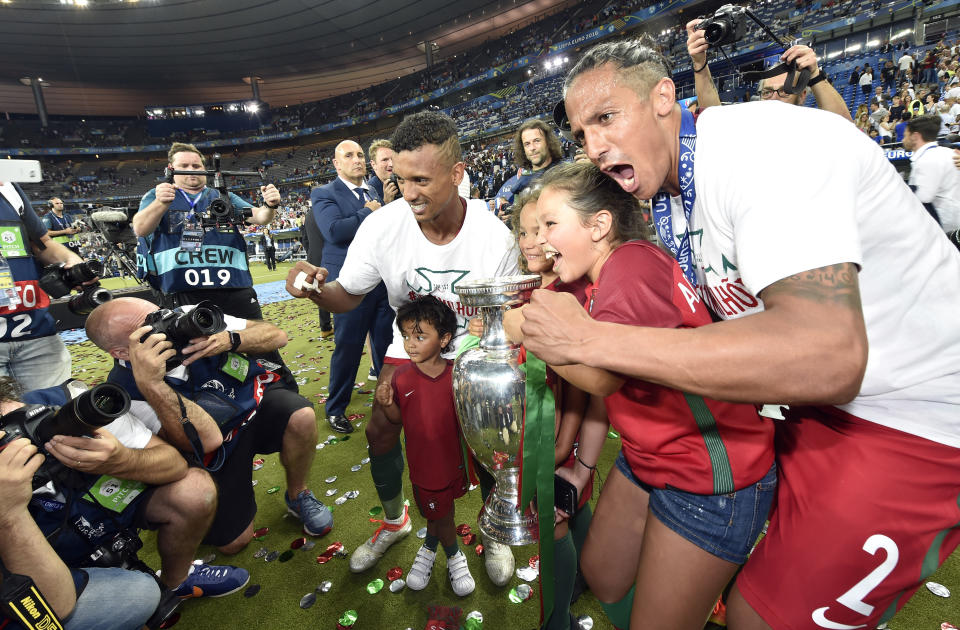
[812,534,899,629]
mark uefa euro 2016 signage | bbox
[884,148,913,161]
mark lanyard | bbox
[178,189,203,222]
[651,107,698,287]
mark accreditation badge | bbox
[221,352,250,382]
[179,222,204,252]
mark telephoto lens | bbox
[67,285,112,316]
[62,260,103,287]
[35,383,130,445]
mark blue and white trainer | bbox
[286,489,334,536]
[173,564,249,599]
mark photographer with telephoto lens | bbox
[0,368,252,630]
[0,183,89,390]
[86,297,334,554]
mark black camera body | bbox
[696,4,748,47]
[87,528,144,569]
[141,301,227,369]
[38,260,102,299]
[164,154,256,229]
[202,195,253,227]
[38,260,112,316]
[0,384,131,489]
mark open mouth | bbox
[604,163,637,193]
[542,247,561,270]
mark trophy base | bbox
[477,490,539,547]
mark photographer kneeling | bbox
[86,298,332,553]
[0,379,160,630]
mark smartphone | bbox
[554,474,579,515]
[0,160,42,184]
[389,173,399,187]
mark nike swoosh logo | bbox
[404,390,415,397]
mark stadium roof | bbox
[0,0,571,116]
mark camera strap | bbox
[742,62,812,95]
[0,560,65,630]
[173,391,219,470]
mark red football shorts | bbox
[737,405,960,629]
[412,477,468,521]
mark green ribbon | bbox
[522,351,555,626]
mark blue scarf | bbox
[651,108,698,287]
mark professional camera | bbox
[67,285,112,316]
[164,153,260,228]
[0,384,131,489]
[38,260,102,299]
[205,196,253,224]
[38,260,113,316]
[696,4,748,47]
[141,301,227,369]
[88,529,144,569]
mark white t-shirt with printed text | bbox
[337,197,519,359]
[683,101,960,447]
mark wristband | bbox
[265,201,279,209]
[574,446,596,471]
[229,331,242,352]
[807,72,826,86]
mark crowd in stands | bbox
[839,37,960,144]
[4,0,907,153]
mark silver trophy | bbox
[452,275,541,546]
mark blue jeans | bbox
[64,568,161,630]
[0,335,71,390]
[615,452,777,564]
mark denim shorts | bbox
[614,451,777,564]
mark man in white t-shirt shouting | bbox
[524,35,960,630]
[285,111,519,586]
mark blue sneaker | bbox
[173,564,249,599]
[286,489,334,536]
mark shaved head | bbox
[332,140,366,185]
[86,297,159,358]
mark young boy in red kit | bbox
[376,295,475,596]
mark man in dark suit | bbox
[311,140,394,433]
[260,228,277,270]
[302,205,333,338]
[366,139,400,204]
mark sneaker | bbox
[406,545,437,591]
[327,414,354,434]
[320,328,334,339]
[447,550,475,596]
[173,564,249,599]
[285,489,333,536]
[349,505,412,572]
[481,534,515,586]
[367,366,377,381]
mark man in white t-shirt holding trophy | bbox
[285,111,519,586]
[523,36,960,630]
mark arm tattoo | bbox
[761,263,862,307]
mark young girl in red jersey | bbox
[533,161,777,629]
[377,296,475,596]
[509,188,608,630]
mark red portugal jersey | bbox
[391,360,465,491]
[589,241,774,495]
